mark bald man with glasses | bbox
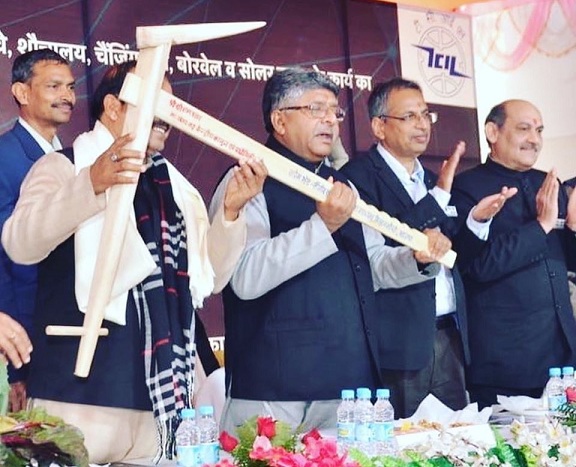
[341,77,469,418]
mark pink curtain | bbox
[463,0,576,70]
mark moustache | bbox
[51,100,74,110]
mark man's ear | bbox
[371,117,385,141]
[102,94,122,121]
[485,121,499,145]
[270,110,286,136]
[11,82,28,106]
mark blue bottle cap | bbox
[199,405,214,416]
[341,389,355,399]
[376,388,390,399]
[356,387,371,399]
[181,408,195,419]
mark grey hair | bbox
[367,77,422,120]
[262,67,339,133]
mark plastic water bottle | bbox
[562,366,576,403]
[337,389,355,449]
[176,408,199,467]
[373,389,397,456]
[197,405,219,465]
[545,367,566,412]
[354,387,373,455]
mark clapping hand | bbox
[566,184,576,231]
[471,186,518,222]
[536,169,559,233]
[436,141,466,193]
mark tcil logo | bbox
[413,26,471,98]
[414,45,469,78]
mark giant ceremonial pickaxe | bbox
[47,22,457,378]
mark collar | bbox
[376,143,425,185]
[267,135,327,173]
[18,117,62,153]
[485,155,531,179]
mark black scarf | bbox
[132,154,195,462]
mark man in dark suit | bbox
[0,49,75,410]
[451,99,576,408]
[341,78,469,417]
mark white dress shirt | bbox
[18,117,62,153]
[377,144,456,316]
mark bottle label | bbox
[373,421,394,441]
[548,394,567,411]
[337,421,355,441]
[198,442,220,465]
[355,423,373,442]
[177,445,200,467]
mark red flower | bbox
[257,416,277,438]
[567,387,576,403]
[302,428,322,445]
[219,431,239,452]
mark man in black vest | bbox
[452,99,576,408]
[341,78,469,418]
[210,68,454,433]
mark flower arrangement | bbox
[349,418,576,467]
[217,415,359,467]
[218,415,576,467]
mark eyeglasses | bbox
[378,110,438,125]
[278,103,346,121]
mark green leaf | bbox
[235,416,258,446]
[1,407,89,467]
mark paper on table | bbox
[396,394,495,449]
[495,395,547,416]
[401,393,492,425]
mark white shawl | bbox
[73,121,214,325]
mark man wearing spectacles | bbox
[341,77,469,418]
[210,68,451,433]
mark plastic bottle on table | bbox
[197,405,220,465]
[354,387,373,455]
[562,366,575,389]
[545,367,566,412]
[337,389,355,449]
[372,388,397,456]
[176,408,199,467]
[562,366,576,403]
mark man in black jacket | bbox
[341,78,468,417]
[451,99,576,408]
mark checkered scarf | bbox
[131,154,196,462]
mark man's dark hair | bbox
[484,102,508,146]
[11,49,69,84]
[484,102,507,128]
[90,60,137,123]
[367,77,422,120]
[262,67,339,134]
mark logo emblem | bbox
[414,26,470,98]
